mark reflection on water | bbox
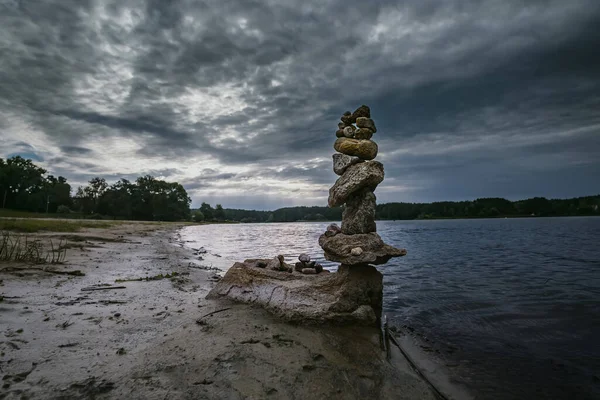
[181,217,600,400]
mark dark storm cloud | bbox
[1,0,599,209]
[60,145,94,155]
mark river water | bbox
[180,217,600,399]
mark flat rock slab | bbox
[319,232,407,265]
[206,261,383,326]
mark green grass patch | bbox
[0,218,116,233]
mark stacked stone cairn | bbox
[319,105,407,265]
[295,253,324,274]
[206,105,404,325]
[244,253,325,275]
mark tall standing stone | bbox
[341,188,377,235]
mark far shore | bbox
[0,220,470,399]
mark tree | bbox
[97,179,134,219]
[199,202,214,220]
[0,156,47,211]
[192,211,205,222]
[74,177,108,214]
[214,204,225,220]
[44,175,72,213]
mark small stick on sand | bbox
[81,286,127,292]
[195,307,232,324]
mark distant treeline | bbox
[3,156,598,223]
[204,195,600,223]
[376,196,600,220]
[1,156,190,221]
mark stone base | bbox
[319,232,407,265]
[206,261,383,326]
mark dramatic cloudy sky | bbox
[1,0,599,209]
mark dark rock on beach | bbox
[265,255,292,272]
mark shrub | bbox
[192,211,205,222]
[56,205,71,214]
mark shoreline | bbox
[1,223,465,399]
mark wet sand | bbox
[1,223,452,399]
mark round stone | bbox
[351,105,370,120]
[333,138,378,160]
[354,128,374,140]
[343,126,355,138]
[351,247,364,256]
[356,117,377,133]
[341,114,353,125]
[299,253,311,262]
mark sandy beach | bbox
[0,222,462,400]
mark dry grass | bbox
[0,232,67,263]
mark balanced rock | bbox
[341,111,353,125]
[328,161,384,207]
[342,188,377,234]
[334,138,378,160]
[325,223,342,237]
[319,232,407,265]
[299,253,311,263]
[266,255,292,272]
[336,129,345,138]
[332,153,363,176]
[356,117,377,133]
[302,268,317,274]
[354,128,374,140]
[206,261,383,325]
[343,126,356,138]
[338,122,345,129]
[351,105,371,121]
